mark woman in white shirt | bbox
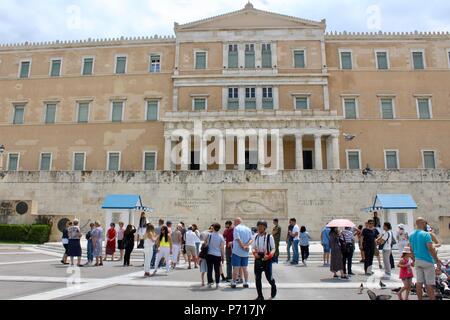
[143,224,157,277]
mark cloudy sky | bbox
[1,0,449,44]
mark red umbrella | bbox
[326,219,355,228]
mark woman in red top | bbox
[105,223,117,261]
[397,246,414,300]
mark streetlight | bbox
[0,144,5,171]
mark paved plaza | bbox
[1,242,448,300]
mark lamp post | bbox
[0,144,5,171]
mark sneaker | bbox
[215,283,219,289]
[255,296,264,301]
[243,283,249,288]
[230,283,237,289]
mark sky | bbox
[0,0,449,44]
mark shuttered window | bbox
[376,51,389,70]
[144,152,156,171]
[13,105,25,124]
[115,56,127,74]
[193,98,206,111]
[45,104,57,123]
[295,97,308,110]
[261,43,272,68]
[195,52,206,69]
[82,58,94,75]
[19,61,30,78]
[347,151,360,169]
[344,98,357,119]
[228,87,239,110]
[262,87,273,109]
[412,51,424,69]
[385,151,399,170]
[112,102,123,122]
[108,153,120,171]
[50,59,61,77]
[146,100,159,120]
[294,50,305,68]
[73,153,85,171]
[381,98,394,119]
[228,44,238,69]
[40,153,52,171]
[340,51,353,70]
[77,103,89,123]
[417,98,431,119]
[245,87,256,109]
[8,154,19,171]
[245,44,255,68]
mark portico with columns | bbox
[162,113,341,171]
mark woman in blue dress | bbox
[92,221,104,267]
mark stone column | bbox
[314,134,323,170]
[295,133,304,170]
[164,135,172,171]
[331,133,340,170]
[258,133,265,170]
[181,135,190,171]
[237,135,246,171]
[277,134,284,171]
[200,136,208,171]
[219,134,226,171]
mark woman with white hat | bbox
[396,224,409,254]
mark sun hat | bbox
[402,246,411,254]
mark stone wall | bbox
[0,170,449,242]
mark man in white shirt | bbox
[377,222,393,279]
[290,218,300,265]
[184,227,200,269]
[252,220,277,300]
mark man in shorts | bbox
[409,217,442,300]
[231,217,253,289]
[320,225,331,266]
[184,226,200,269]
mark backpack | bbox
[390,231,397,248]
[198,234,211,259]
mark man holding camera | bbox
[252,220,277,300]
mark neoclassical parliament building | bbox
[1,4,450,237]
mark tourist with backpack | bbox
[252,220,277,300]
[377,222,394,279]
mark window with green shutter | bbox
[228,87,239,110]
[50,59,61,77]
[245,44,255,68]
[45,104,57,123]
[423,151,436,169]
[245,87,256,109]
[340,51,353,70]
[8,154,19,171]
[193,98,206,111]
[228,44,238,69]
[385,151,398,169]
[417,98,431,119]
[295,97,308,110]
[146,100,159,120]
[112,102,123,122]
[108,153,120,171]
[294,50,305,68]
[344,99,357,119]
[261,44,272,68]
[144,152,156,171]
[82,58,94,75]
[19,61,30,78]
[381,98,394,119]
[115,56,127,74]
[13,105,25,124]
[376,52,389,70]
[73,153,85,171]
[347,151,360,169]
[412,51,424,69]
[40,153,51,171]
[195,52,206,69]
[262,87,273,109]
[77,103,89,123]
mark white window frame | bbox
[12,103,26,124]
[410,49,426,70]
[106,151,121,171]
[341,96,359,119]
[39,152,53,171]
[72,152,86,171]
[18,59,32,78]
[7,153,20,171]
[292,48,307,68]
[293,95,310,110]
[191,97,208,111]
[415,96,433,119]
[44,102,58,124]
[110,101,125,122]
[345,149,362,170]
[49,57,63,77]
[194,50,208,70]
[114,54,128,74]
[384,149,400,170]
[339,49,353,70]
[76,101,91,123]
[379,97,396,119]
[142,151,158,171]
[421,150,437,169]
[149,53,162,73]
[144,99,160,121]
[374,49,390,70]
[81,56,95,75]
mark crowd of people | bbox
[60,212,448,300]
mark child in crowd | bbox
[397,246,414,300]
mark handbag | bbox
[198,234,211,259]
[378,231,390,250]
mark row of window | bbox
[5,151,157,172]
[343,96,433,119]
[346,150,437,170]
[11,100,160,124]
[4,149,437,171]
[15,46,450,79]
